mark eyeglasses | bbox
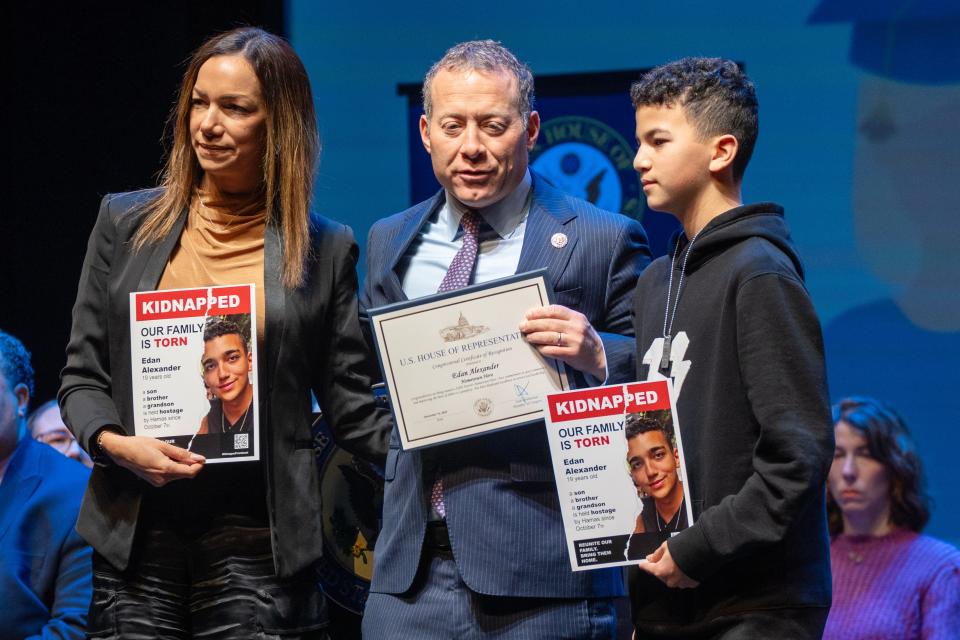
[34,429,79,454]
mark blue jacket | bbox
[0,437,91,639]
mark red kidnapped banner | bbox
[135,285,251,321]
[625,380,671,412]
[547,380,671,423]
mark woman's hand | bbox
[99,431,205,487]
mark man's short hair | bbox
[202,317,248,351]
[625,409,675,447]
[0,329,35,399]
[422,39,535,127]
[630,57,758,180]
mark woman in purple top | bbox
[824,397,960,639]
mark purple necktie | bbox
[430,209,481,518]
[437,209,481,293]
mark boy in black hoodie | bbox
[628,58,834,638]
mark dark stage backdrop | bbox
[6,2,283,404]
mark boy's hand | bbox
[520,305,605,380]
[637,541,699,589]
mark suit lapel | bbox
[382,192,445,303]
[136,210,188,292]
[263,223,286,388]
[516,178,578,287]
[0,440,42,541]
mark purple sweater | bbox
[824,529,960,639]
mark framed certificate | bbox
[368,270,569,449]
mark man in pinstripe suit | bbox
[361,40,650,639]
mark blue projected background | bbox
[289,0,960,545]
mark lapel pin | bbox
[551,232,568,249]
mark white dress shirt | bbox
[399,171,533,299]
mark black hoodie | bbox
[629,203,834,629]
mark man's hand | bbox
[519,305,606,380]
[637,541,699,589]
[99,431,205,487]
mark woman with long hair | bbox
[59,27,389,638]
[824,397,960,639]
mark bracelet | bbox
[96,429,110,452]
[93,428,119,460]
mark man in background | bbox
[28,399,93,467]
[0,329,92,639]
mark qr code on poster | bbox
[234,433,249,450]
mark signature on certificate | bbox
[514,380,531,405]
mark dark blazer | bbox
[0,438,92,640]
[59,190,390,578]
[361,175,651,597]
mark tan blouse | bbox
[157,189,267,341]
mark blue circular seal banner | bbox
[532,116,644,220]
[312,414,383,614]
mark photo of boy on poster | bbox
[190,315,254,457]
[624,409,690,560]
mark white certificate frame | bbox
[369,270,569,449]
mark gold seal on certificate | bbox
[369,270,569,449]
